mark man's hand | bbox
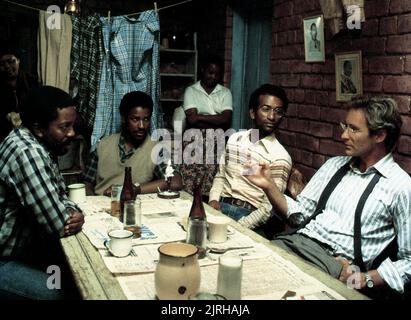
[243,162,272,190]
[64,210,85,236]
[336,256,353,284]
[208,200,221,211]
[103,186,112,197]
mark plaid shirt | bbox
[83,133,172,185]
[91,10,162,150]
[0,128,80,258]
[71,14,104,129]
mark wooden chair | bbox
[262,167,306,239]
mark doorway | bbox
[230,0,273,130]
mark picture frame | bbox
[303,15,325,63]
[335,51,363,102]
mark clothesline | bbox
[1,0,193,16]
[1,0,40,12]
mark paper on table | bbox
[83,220,187,250]
[198,255,346,300]
[101,244,161,274]
[139,194,192,215]
[116,254,346,300]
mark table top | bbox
[60,192,368,300]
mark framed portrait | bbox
[335,51,363,102]
[303,15,325,63]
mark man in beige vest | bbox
[83,91,182,195]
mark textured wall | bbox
[271,0,411,178]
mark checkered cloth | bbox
[71,14,104,129]
[0,128,80,258]
[91,10,162,150]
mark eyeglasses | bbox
[259,105,286,117]
[340,122,361,134]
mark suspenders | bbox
[281,162,350,235]
[353,172,382,271]
[283,161,393,271]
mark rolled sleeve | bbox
[283,195,306,227]
[377,259,407,293]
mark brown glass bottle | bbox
[120,166,136,222]
[186,184,207,258]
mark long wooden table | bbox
[60,192,368,300]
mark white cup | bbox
[217,255,243,300]
[68,183,86,204]
[208,215,230,243]
[104,229,133,257]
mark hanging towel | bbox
[38,11,72,93]
[71,14,104,129]
[91,10,162,150]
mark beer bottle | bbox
[186,184,207,258]
[120,166,136,222]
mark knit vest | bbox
[94,133,158,195]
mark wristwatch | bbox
[364,272,374,289]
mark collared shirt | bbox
[71,14,104,129]
[92,10,161,150]
[183,81,233,115]
[83,133,173,186]
[0,128,79,259]
[285,154,411,293]
[209,129,292,229]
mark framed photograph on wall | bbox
[303,15,325,63]
[335,51,363,102]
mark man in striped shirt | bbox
[209,84,292,235]
[0,86,84,299]
[245,96,411,297]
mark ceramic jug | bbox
[154,242,201,300]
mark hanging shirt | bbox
[38,11,72,93]
[91,10,161,150]
[71,14,104,129]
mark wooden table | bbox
[60,192,368,300]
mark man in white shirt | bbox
[245,96,411,298]
[179,55,233,197]
[209,84,292,237]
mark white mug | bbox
[104,229,133,257]
[68,183,86,204]
[208,215,230,243]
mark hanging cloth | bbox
[91,10,162,150]
[70,14,104,129]
[37,11,72,92]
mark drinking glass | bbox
[110,184,122,218]
[216,255,243,300]
[123,199,142,238]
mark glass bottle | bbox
[186,184,207,258]
[120,167,136,222]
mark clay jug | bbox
[154,242,201,300]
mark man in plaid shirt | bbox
[83,91,182,196]
[0,86,84,299]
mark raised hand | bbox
[242,162,272,190]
